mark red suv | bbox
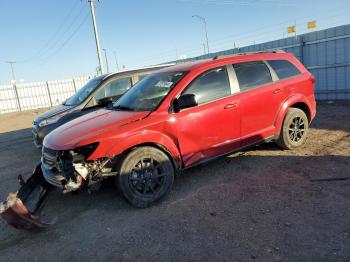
[42,51,316,207]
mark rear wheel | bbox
[277,108,309,149]
[117,146,174,208]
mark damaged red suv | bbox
[41,51,316,207]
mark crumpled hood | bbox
[43,108,149,150]
[34,104,72,124]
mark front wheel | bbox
[277,108,309,150]
[117,146,174,208]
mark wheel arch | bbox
[120,142,182,174]
[95,131,183,173]
[289,102,311,123]
[274,95,312,136]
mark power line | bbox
[34,12,90,65]
[18,1,82,63]
[125,14,350,68]
[176,0,350,6]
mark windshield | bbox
[112,71,186,112]
[64,78,102,106]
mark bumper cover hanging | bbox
[0,164,55,230]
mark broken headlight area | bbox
[42,143,116,193]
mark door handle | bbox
[273,88,281,94]
[224,103,238,109]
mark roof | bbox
[158,59,212,72]
[159,51,294,73]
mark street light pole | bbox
[192,15,210,54]
[88,0,104,75]
[102,49,110,73]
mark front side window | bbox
[267,60,301,80]
[234,61,273,91]
[183,67,231,105]
[113,71,187,112]
[94,77,132,101]
[64,78,102,106]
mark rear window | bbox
[268,60,301,80]
[234,61,273,91]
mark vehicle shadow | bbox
[312,101,350,132]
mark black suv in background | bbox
[32,64,172,147]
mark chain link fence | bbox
[0,76,91,114]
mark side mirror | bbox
[97,97,114,106]
[173,94,197,113]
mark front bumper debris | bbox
[0,164,55,230]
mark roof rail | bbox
[213,49,286,60]
[102,63,175,80]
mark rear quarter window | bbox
[267,60,301,80]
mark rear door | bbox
[234,61,284,146]
[173,66,241,167]
[267,59,303,96]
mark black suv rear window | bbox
[268,60,301,80]
[234,61,272,91]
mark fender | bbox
[274,94,312,136]
[89,130,182,169]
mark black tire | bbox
[277,108,309,150]
[117,146,174,208]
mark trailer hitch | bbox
[0,164,55,230]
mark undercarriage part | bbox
[0,164,55,230]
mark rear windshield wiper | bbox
[113,104,134,111]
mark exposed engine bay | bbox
[41,143,117,193]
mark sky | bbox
[0,0,350,85]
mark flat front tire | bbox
[277,108,309,150]
[117,146,174,208]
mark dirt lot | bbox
[0,102,349,262]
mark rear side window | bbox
[183,67,231,105]
[234,61,272,91]
[268,60,301,80]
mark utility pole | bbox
[192,15,210,54]
[113,51,120,72]
[6,61,16,83]
[88,0,104,75]
[102,48,109,73]
[6,60,21,111]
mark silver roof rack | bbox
[213,49,286,60]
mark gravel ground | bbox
[0,102,349,262]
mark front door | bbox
[172,66,241,167]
